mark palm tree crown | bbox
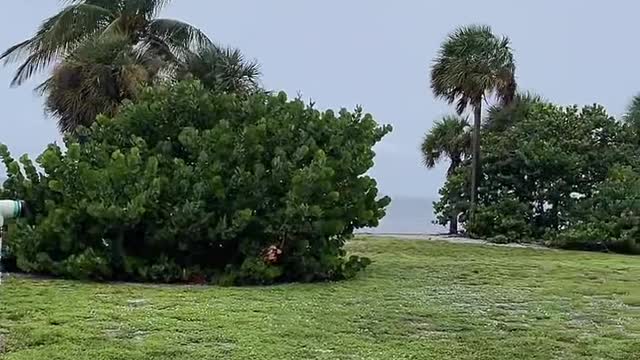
[38,34,155,133]
[421,115,470,174]
[431,25,516,114]
[179,45,262,95]
[1,1,264,134]
[1,0,211,86]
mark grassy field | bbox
[1,238,639,359]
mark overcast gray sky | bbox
[1,1,639,199]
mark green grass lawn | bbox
[1,238,640,359]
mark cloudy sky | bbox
[1,0,639,199]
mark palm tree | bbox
[178,44,262,95]
[484,92,544,133]
[1,0,211,87]
[431,25,516,211]
[39,39,262,133]
[421,115,471,234]
[38,35,157,133]
[2,1,263,133]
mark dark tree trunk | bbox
[447,154,462,235]
[470,103,482,215]
[447,158,461,235]
[448,157,461,177]
[448,214,459,235]
[551,198,560,231]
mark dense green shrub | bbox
[553,166,640,254]
[435,101,640,254]
[475,103,628,236]
[465,197,533,243]
[0,224,18,272]
[0,81,391,284]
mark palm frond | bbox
[147,19,212,52]
[0,39,37,65]
[62,0,122,11]
[124,0,174,18]
[1,3,115,86]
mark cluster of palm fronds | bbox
[1,0,261,133]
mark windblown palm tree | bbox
[1,0,211,87]
[179,45,261,95]
[40,39,263,133]
[39,38,263,133]
[422,115,470,174]
[421,115,471,234]
[484,92,544,133]
[38,35,157,133]
[431,25,517,210]
[2,1,263,133]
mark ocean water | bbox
[361,196,445,234]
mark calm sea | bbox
[361,196,445,234]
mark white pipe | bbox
[0,200,21,220]
[0,200,23,285]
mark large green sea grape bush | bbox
[0,81,391,284]
[469,103,629,241]
[554,166,640,254]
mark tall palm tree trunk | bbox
[471,103,482,213]
[447,158,461,235]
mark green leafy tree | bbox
[556,166,640,254]
[1,81,391,284]
[466,103,632,243]
[623,94,640,145]
[431,25,517,210]
[624,94,640,125]
[1,0,211,86]
[421,115,470,234]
